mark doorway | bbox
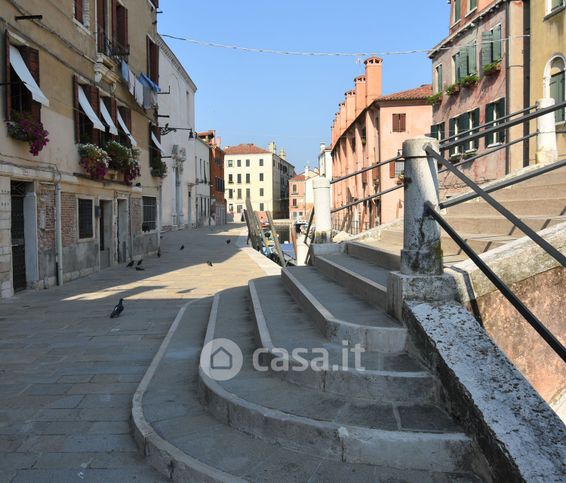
[99,200,113,268]
[116,199,129,263]
[11,181,27,292]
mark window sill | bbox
[486,142,503,148]
[450,19,461,28]
[73,19,91,35]
[78,236,95,243]
[544,4,566,20]
[466,7,477,17]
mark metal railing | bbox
[97,27,130,62]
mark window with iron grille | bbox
[142,196,157,232]
[78,198,93,239]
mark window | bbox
[96,0,108,54]
[229,203,233,212]
[228,160,233,167]
[259,158,264,166]
[435,64,443,94]
[245,159,250,167]
[117,106,133,146]
[142,196,157,232]
[449,109,480,155]
[115,4,129,54]
[74,0,89,25]
[78,198,93,239]
[452,0,461,23]
[228,189,233,199]
[237,159,241,167]
[430,122,446,141]
[455,44,477,81]
[468,0,477,12]
[548,57,566,122]
[237,174,241,184]
[99,97,117,147]
[237,189,242,199]
[481,24,502,69]
[394,159,405,177]
[486,99,506,145]
[292,199,297,207]
[149,124,162,173]
[260,188,264,197]
[246,189,250,199]
[259,173,264,181]
[292,183,298,194]
[548,0,565,15]
[245,173,250,184]
[147,37,159,84]
[392,113,406,132]
[259,203,264,211]
[236,205,242,214]
[74,79,102,144]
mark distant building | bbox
[429,0,528,194]
[157,35,197,231]
[194,138,211,226]
[198,131,226,225]
[318,143,333,182]
[224,143,295,220]
[289,168,319,222]
[331,56,432,231]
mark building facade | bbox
[330,57,432,231]
[157,35,197,231]
[198,130,226,226]
[1,0,164,298]
[429,0,528,195]
[224,143,295,220]
[289,168,318,222]
[194,137,211,226]
[529,0,566,161]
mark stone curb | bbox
[130,299,245,483]
[345,241,401,271]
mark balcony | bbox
[97,27,130,63]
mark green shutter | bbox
[481,31,493,68]
[458,112,470,151]
[454,0,461,20]
[550,72,565,122]
[437,65,443,93]
[468,44,477,75]
[472,108,480,149]
[431,124,438,140]
[439,122,445,141]
[449,118,457,155]
[551,0,563,10]
[493,24,502,62]
[470,0,477,10]
[497,98,506,143]
[486,103,495,146]
[457,50,466,80]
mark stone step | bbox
[249,276,434,403]
[488,183,566,201]
[346,241,401,270]
[281,266,406,352]
[446,197,566,217]
[443,214,566,237]
[199,289,485,474]
[134,297,478,482]
[313,252,391,310]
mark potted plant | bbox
[459,74,480,88]
[427,92,443,106]
[106,140,141,184]
[445,83,460,96]
[7,112,49,156]
[483,61,501,76]
[396,171,405,185]
[78,144,110,180]
[150,151,167,178]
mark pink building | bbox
[331,57,432,231]
[289,169,317,222]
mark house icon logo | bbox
[200,338,243,381]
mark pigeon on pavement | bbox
[126,260,134,267]
[135,266,145,271]
[207,261,213,267]
[110,299,124,318]
[226,239,231,244]
[137,259,143,266]
[180,245,185,250]
[157,248,161,258]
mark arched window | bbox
[545,56,566,123]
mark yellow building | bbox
[530,0,566,161]
[1,0,164,297]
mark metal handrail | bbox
[426,202,566,363]
[440,158,566,209]
[304,209,315,245]
[438,104,535,145]
[330,155,400,185]
[331,184,403,213]
[441,100,566,152]
[426,146,566,267]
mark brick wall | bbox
[38,183,55,252]
[61,192,76,247]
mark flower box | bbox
[483,62,502,76]
[459,74,480,88]
[427,93,443,106]
[445,83,460,96]
[7,113,49,156]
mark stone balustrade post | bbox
[536,98,558,164]
[312,177,332,243]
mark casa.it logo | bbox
[200,338,244,381]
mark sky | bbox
[157,1,450,173]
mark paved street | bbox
[0,223,268,482]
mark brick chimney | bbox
[339,102,346,132]
[364,56,383,104]
[354,75,366,116]
[345,90,356,127]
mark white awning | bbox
[116,109,137,146]
[100,100,118,136]
[151,132,164,154]
[9,45,49,107]
[78,86,105,132]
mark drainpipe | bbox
[504,0,511,174]
[523,0,531,167]
[53,169,63,286]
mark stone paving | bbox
[0,223,268,482]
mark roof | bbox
[224,144,271,155]
[290,174,307,181]
[376,84,432,102]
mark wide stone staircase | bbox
[135,244,494,481]
[358,167,566,264]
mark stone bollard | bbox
[387,137,457,321]
[536,98,558,164]
[312,177,332,243]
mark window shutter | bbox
[449,118,457,155]
[86,85,100,145]
[116,6,128,49]
[389,156,396,178]
[438,65,443,92]
[468,44,477,75]
[493,24,502,62]
[457,51,466,80]
[4,30,11,120]
[400,113,406,132]
[431,124,438,139]
[75,0,83,23]
[558,72,565,122]
[20,46,41,122]
[481,31,493,68]
[485,103,494,145]
[497,98,506,142]
[152,41,159,84]
[472,108,480,149]
[438,122,445,141]
[73,75,80,143]
[111,0,117,41]
[392,114,398,132]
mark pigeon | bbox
[135,266,145,271]
[137,259,143,266]
[110,299,124,318]
[226,239,231,244]
[207,261,213,267]
[126,260,134,267]
[180,245,185,250]
[157,248,161,258]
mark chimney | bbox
[364,56,383,104]
[345,90,356,127]
[339,102,347,131]
[268,142,276,153]
[305,164,309,179]
[320,142,326,153]
[354,75,366,116]
[279,148,286,160]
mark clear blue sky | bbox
[158,1,450,173]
